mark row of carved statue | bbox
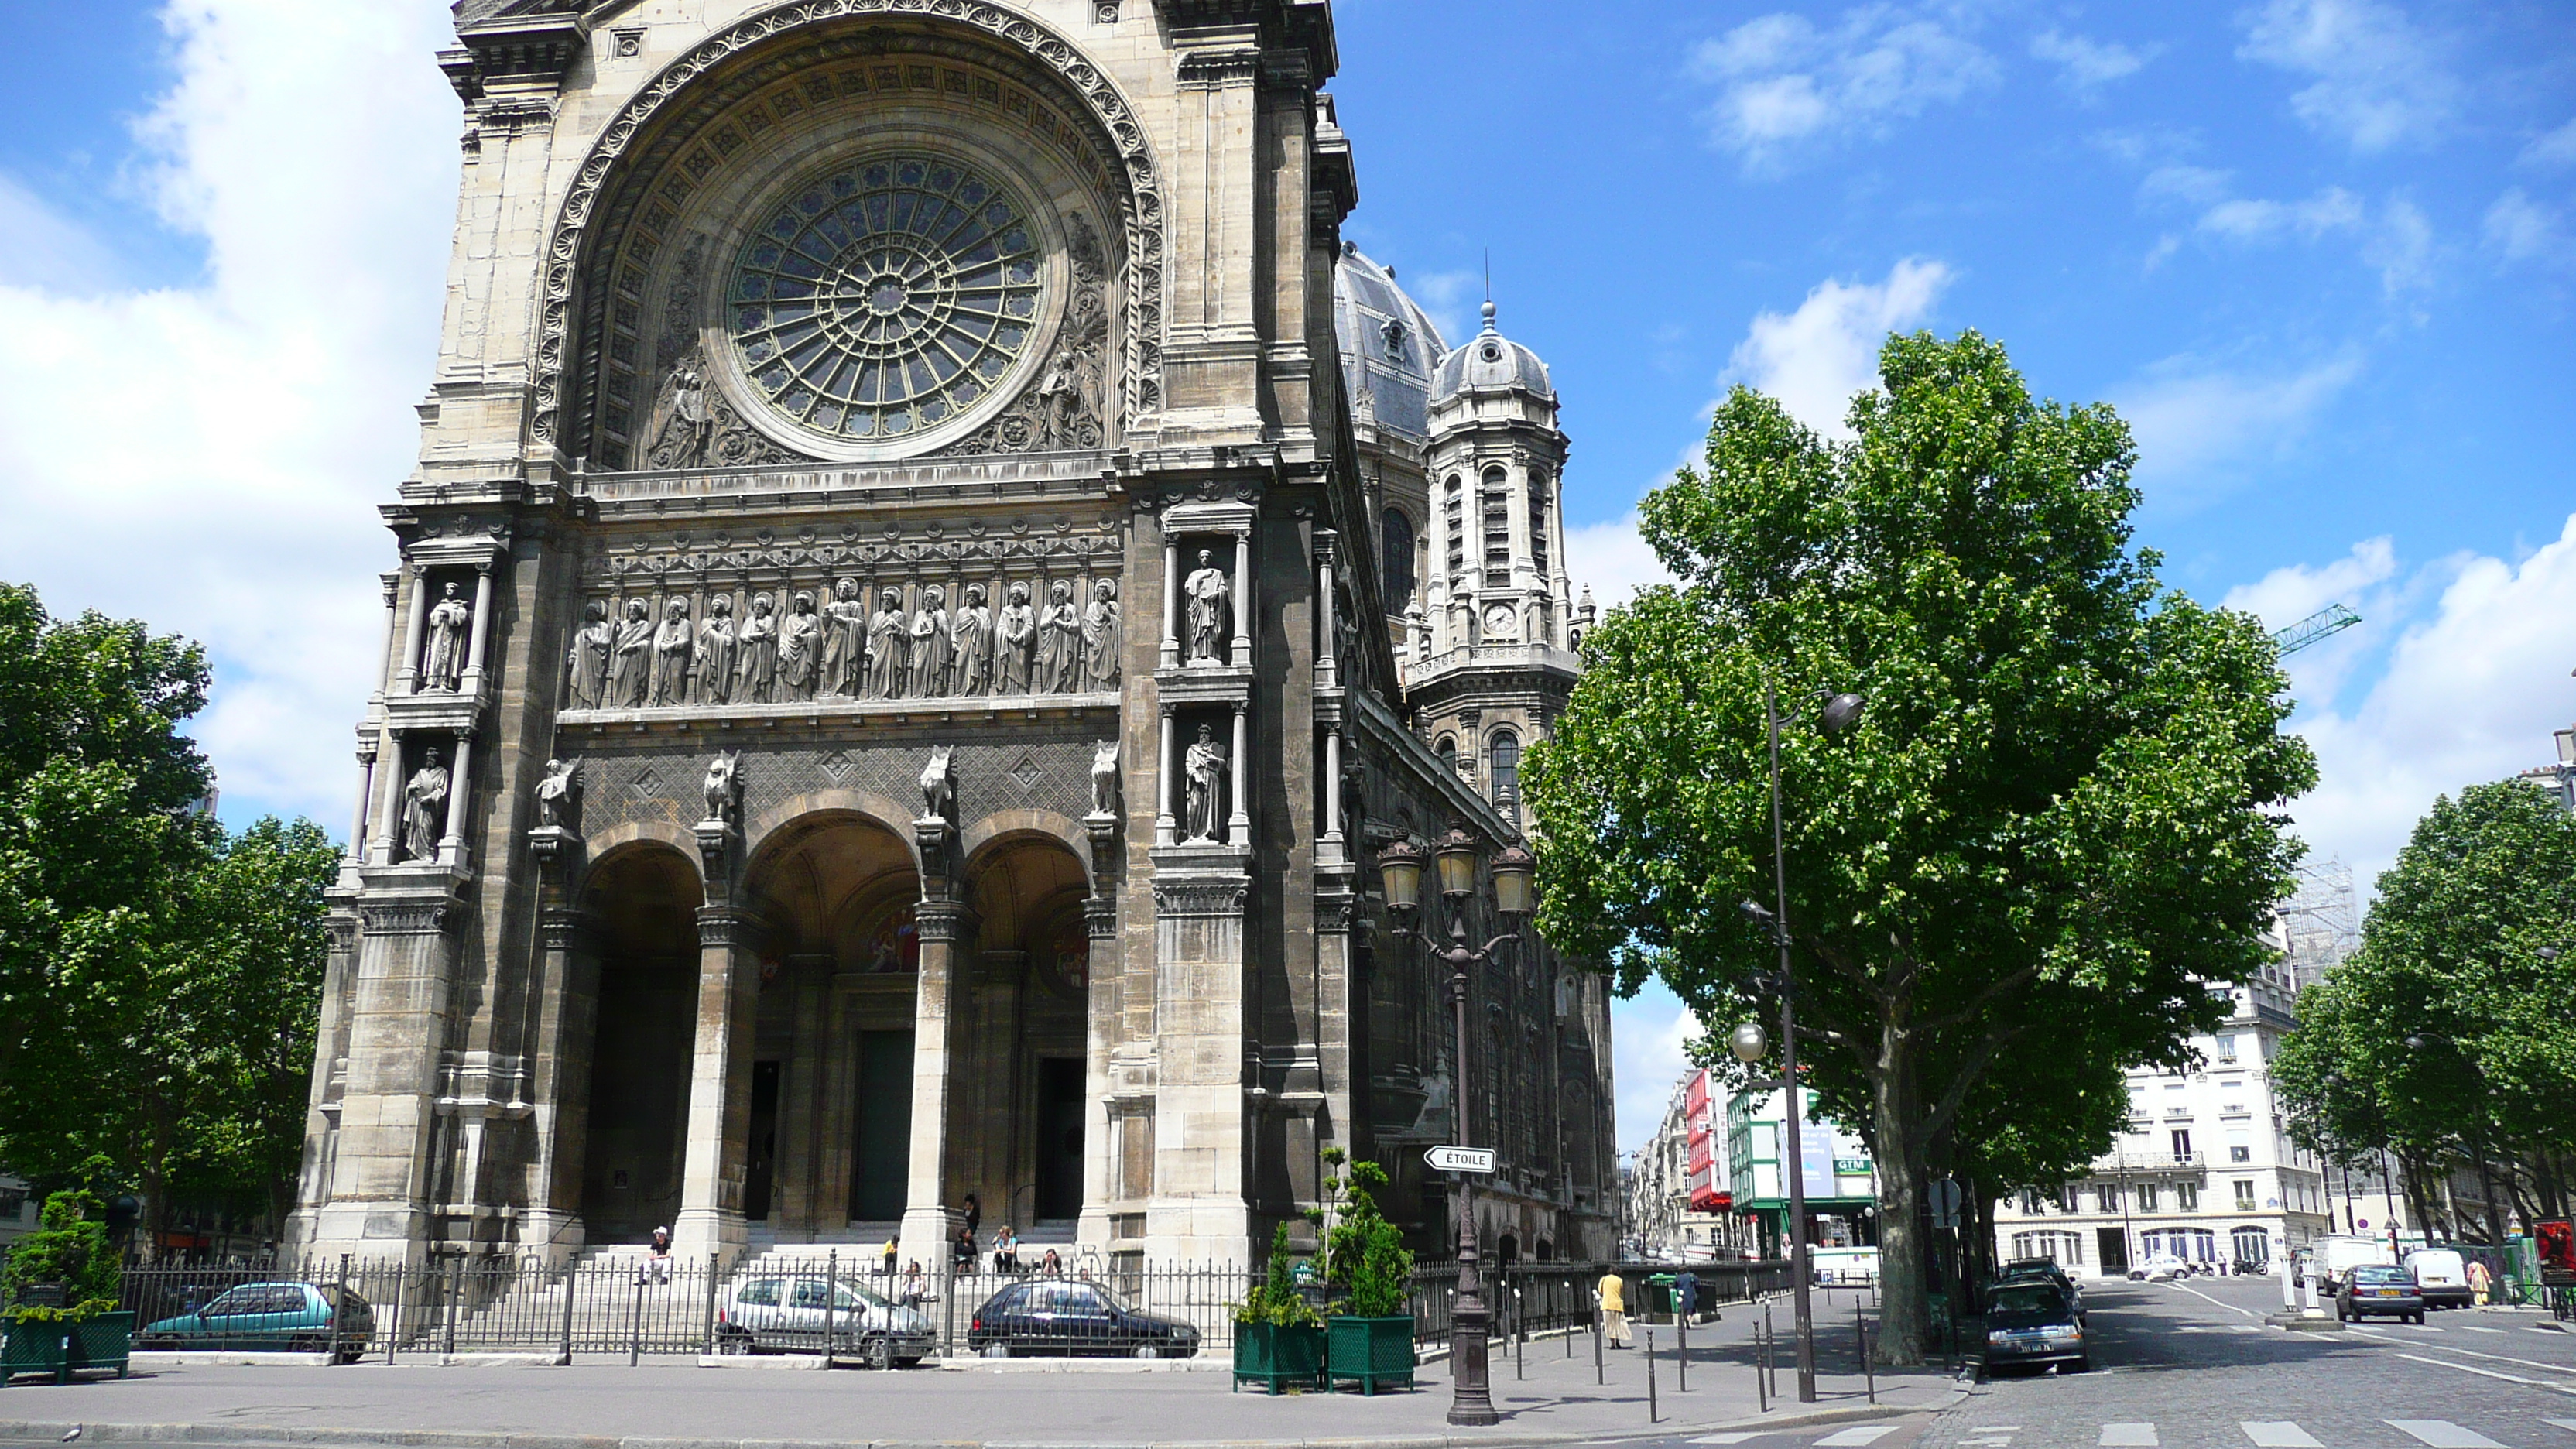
[563,577,1122,710]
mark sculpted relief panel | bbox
[570,739,1099,843]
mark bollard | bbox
[1754,1322,1768,1413]
[629,1268,644,1366]
[702,1252,721,1358]
[1646,1328,1658,1424]
[331,1254,351,1365]
[825,1250,839,1363]
[560,1256,580,1363]
[1861,1301,1874,1405]
[1677,1307,1688,1392]
[1594,1307,1605,1385]
[444,1259,463,1358]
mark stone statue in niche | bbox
[651,598,694,707]
[694,595,738,705]
[778,591,821,701]
[534,757,582,829]
[420,581,471,693]
[949,583,992,697]
[1037,579,1082,694]
[645,358,714,469]
[995,581,1036,694]
[1184,550,1231,665]
[701,749,741,825]
[1082,580,1122,690]
[920,744,955,822]
[1090,739,1121,818]
[908,586,951,698]
[1184,723,1228,844]
[820,580,865,698]
[735,594,778,704]
[866,588,908,700]
[402,746,450,863]
[608,599,654,708]
[565,599,611,710]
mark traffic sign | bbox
[1425,1146,1497,1173]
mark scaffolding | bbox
[2278,858,2360,991]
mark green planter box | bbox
[1325,1314,1414,1395]
[4,1313,135,1386]
[1231,1321,1327,1394]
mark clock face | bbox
[1483,604,1519,640]
[728,155,1046,451]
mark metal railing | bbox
[111,1254,1791,1365]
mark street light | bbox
[1380,824,1533,1428]
[1734,678,1863,1405]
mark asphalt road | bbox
[1595,1278,2576,1449]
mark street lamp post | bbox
[1732,680,1863,1406]
[1379,827,1534,1429]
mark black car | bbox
[1996,1259,2085,1321]
[2338,1264,2426,1324]
[966,1277,1202,1358]
[1982,1281,2088,1374]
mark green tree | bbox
[1525,332,2314,1362]
[2273,782,2576,1238]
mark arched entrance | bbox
[957,831,1091,1235]
[577,843,704,1242]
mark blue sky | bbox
[0,0,2568,1153]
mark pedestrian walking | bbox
[2468,1257,2494,1308]
[645,1225,673,1286]
[882,1236,898,1278]
[1598,1268,1632,1348]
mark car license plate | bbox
[2374,1290,2400,1297]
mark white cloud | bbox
[0,1,461,828]
[2484,187,2565,265]
[2197,187,2366,242]
[2266,519,2576,893]
[1721,257,1956,437]
[2524,118,2576,169]
[0,174,120,295]
[1611,985,1704,1152]
[2112,351,2365,508]
[2223,536,2402,707]
[1692,7,1999,170]
[1402,267,1482,353]
[2030,29,2159,94]
[2238,0,2459,152]
[2147,174,2437,296]
[2140,164,2235,208]
[1564,510,1677,611]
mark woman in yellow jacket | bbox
[1597,1269,1632,1347]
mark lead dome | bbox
[1433,300,1553,400]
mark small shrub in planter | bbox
[1232,1224,1326,1393]
[1320,1158,1416,1395]
[2,1190,134,1385]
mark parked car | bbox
[714,1273,934,1367]
[2404,1249,2474,1310]
[1982,1281,2088,1374]
[2338,1264,2426,1324]
[965,1277,1201,1358]
[1995,1259,2085,1321]
[2128,1255,2190,1282]
[138,1282,372,1361]
[2311,1233,2397,1293]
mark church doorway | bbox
[577,842,703,1243]
[745,1060,782,1222]
[960,833,1092,1229]
[1034,1057,1085,1221]
[850,1029,914,1222]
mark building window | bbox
[2171,1129,2192,1160]
[1482,468,1512,588]
[2057,1185,2078,1214]
[2097,1185,2121,1214]
[2177,1180,2198,1211]
[1436,735,1458,778]
[2138,1182,2160,1212]
[1489,730,1520,818]
[2231,1146,2252,1163]
[1382,509,1416,607]
[2232,1226,2271,1266]
[2233,1180,2256,1210]
[2216,1033,2238,1062]
[2021,1190,2043,1214]
[1444,476,1464,577]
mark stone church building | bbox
[289,0,1616,1271]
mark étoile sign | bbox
[1425,1146,1497,1173]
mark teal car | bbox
[139,1283,372,1361]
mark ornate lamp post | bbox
[1379,827,1533,1428]
[1734,681,1862,1405]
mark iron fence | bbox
[111,1253,1790,1365]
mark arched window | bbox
[1435,735,1458,777]
[1482,467,1511,588]
[1443,476,1465,576]
[1381,509,1416,607]
[1489,729,1521,820]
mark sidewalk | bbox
[0,1297,1964,1448]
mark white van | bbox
[2311,1235,2397,1293]
[2404,1249,2473,1309]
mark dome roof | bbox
[1334,244,1449,440]
[1434,301,1553,400]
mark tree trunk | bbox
[2402,1152,2439,1246]
[2475,1142,2509,1247]
[1869,1026,1930,1367]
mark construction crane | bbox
[2273,602,2362,658]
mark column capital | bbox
[696,905,748,948]
[916,899,975,944]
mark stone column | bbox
[1230,529,1253,667]
[346,739,379,881]
[305,886,461,1264]
[899,899,972,1269]
[437,734,475,867]
[522,901,598,1263]
[1143,862,1252,1263]
[673,903,756,1261]
[461,561,497,693]
[1228,704,1250,843]
[1156,707,1178,847]
[1160,536,1182,671]
[395,567,430,695]
[372,737,409,865]
[1321,728,1343,854]
[1314,529,1338,691]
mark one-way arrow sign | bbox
[1425,1146,1497,1173]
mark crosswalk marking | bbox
[2464,1326,2506,1334]
[2242,1423,2324,1447]
[2100,1426,2159,1447]
[2543,1420,2576,1434]
[2386,1422,2508,1447]
[1814,1429,1899,1446]
[1685,1436,1762,1445]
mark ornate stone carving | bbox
[534,757,583,829]
[1152,875,1249,917]
[701,748,741,825]
[735,593,779,703]
[919,744,956,824]
[1184,549,1230,665]
[402,748,450,863]
[778,591,822,701]
[694,595,738,704]
[566,599,612,709]
[359,899,455,937]
[995,581,1036,694]
[939,214,1112,457]
[1083,579,1121,689]
[642,349,806,471]
[1088,739,1121,819]
[650,598,694,705]
[1184,722,1227,844]
[607,599,653,707]
[420,582,471,693]
[1036,579,1082,694]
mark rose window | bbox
[728,156,1045,445]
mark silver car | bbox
[714,1273,937,1368]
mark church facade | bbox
[289,0,1615,1272]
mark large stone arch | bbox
[959,806,1089,889]
[574,837,707,1241]
[744,788,922,876]
[536,0,1168,463]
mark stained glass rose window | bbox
[729,156,1045,446]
